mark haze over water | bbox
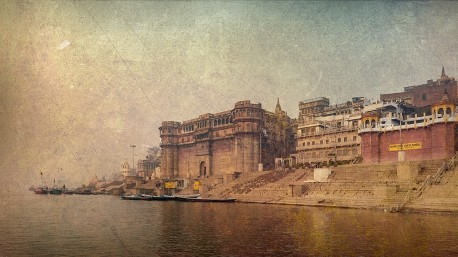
[1,1,458,189]
[1,194,457,257]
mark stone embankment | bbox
[205,159,458,213]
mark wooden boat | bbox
[74,189,92,195]
[175,197,237,203]
[34,172,48,194]
[34,186,48,194]
[121,194,143,200]
[49,187,63,195]
[144,195,176,201]
[174,194,200,199]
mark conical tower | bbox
[275,97,282,114]
[441,66,447,79]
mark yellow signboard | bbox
[164,181,177,189]
[389,142,422,151]
[193,181,202,191]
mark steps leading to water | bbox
[205,158,458,212]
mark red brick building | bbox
[380,68,457,107]
[359,95,458,163]
[159,100,294,180]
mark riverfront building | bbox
[159,100,295,180]
[137,148,161,180]
[380,67,457,107]
[294,97,366,166]
[360,70,458,163]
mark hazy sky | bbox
[1,1,457,189]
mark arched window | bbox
[438,108,444,117]
[365,120,370,128]
[446,107,452,116]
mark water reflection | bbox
[286,207,458,257]
[1,194,457,257]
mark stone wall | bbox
[361,122,456,163]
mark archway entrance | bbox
[200,161,207,177]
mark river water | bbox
[0,193,457,257]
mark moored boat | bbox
[34,172,48,194]
[175,197,237,203]
[34,186,48,194]
[49,188,63,195]
[74,189,92,195]
[147,194,201,201]
[63,190,74,195]
[121,194,142,200]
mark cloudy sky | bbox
[1,1,457,189]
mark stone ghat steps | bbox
[406,198,458,211]
[416,161,444,182]
[329,165,397,182]
[421,185,458,198]
[435,167,458,186]
[293,169,313,182]
[206,172,264,197]
[227,169,296,194]
[401,166,458,212]
[209,170,314,198]
[332,163,397,173]
[330,168,398,182]
[207,169,298,197]
[259,169,314,190]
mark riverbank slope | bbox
[204,160,458,213]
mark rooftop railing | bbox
[359,114,458,134]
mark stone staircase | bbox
[404,160,458,212]
[415,160,444,183]
[205,155,458,212]
[206,169,313,201]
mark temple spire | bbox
[441,66,447,79]
[275,97,282,114]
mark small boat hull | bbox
[49,189,62,195]
[121,195,143,200]
[175,197,237,203]
[34,187,48,194]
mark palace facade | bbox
[360,70,458,163]
[159,100,294,179]
[294,97,369,165]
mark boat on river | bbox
[145,195,175,201]
[121,194,143,200]
[146,194,201,201]
[175,197,237,203]
[49,187,63,195]
[34,186,48,194]
[121,194,201,201]
[34,172,48,194]
[74,189,93,195]
[63,189,74,195]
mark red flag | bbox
[40,172,43,175]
